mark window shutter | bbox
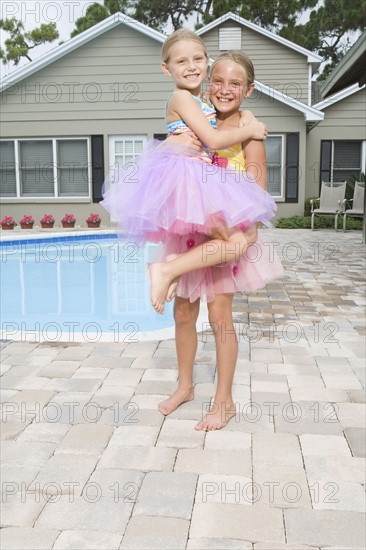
[285,133,299,202]
[320,140,332,191]
[0,141,16,196]
[91,135,104,202]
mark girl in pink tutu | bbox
[157,51,284,429]
[101,29,276,314]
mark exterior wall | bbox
[306,88,366,199]
[201,20,310,105]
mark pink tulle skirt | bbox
[151,232,284,303]
[101,139,277,243]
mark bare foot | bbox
[149,262,173,314]
[158,386,194,415]
[166,253,182,302]
[194,400,237,431]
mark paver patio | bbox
[1,228,365,549]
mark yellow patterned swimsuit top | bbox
[214,143,247,172]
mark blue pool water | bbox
[0,234,174,341]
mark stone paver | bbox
[133,471,197,519]
[0,527,59,550]
[35,495,132,533]
[190,503,285,542]
[120,516,189,549]
[284,509,366,548]
[52,530,121,550]
[1,228,365,549]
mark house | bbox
[0,11,364,225]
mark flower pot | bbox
[1,224,14,230]
[87,221,101,228]
[62,222,75,228]
[41,222,54,229]
[20,223,34,229]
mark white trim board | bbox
[313,83,366,111]
[252,80,323,122]
[196,12,322,65]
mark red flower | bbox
[186,238,195,249]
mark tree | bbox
[0,17,59,65]
[199,0,318,31]
[71,0,133,38]
[280,0,366,80]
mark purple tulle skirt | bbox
[101,139,277,243]
[100,139,284,302]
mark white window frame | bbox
[331,139,365,182]
[0,137,91,203]
[265,134,285,201]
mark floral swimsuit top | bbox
[166,95,217,163]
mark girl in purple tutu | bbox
[157,51,284,429]
[101,29,276,314]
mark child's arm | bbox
[168,90,267,150]
[239,110,257,127]
[242,138,267,191]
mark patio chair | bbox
[342,181,365,231]
[310,181,347,231]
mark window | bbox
[0,138,89,198]
[333,141,362,181]
[320,140,364,184]
[264,135,284,198]
[108,135,147,184]
[219,27,242,50]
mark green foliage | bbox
[201,0,318,31]
[71,4,110,38]
[0,17,59,65]
[279,0,366,80]
[304,197,318,217]
[276,215,363,230]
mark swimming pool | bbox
[0,233,178,343]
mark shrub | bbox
[275,215,362,230]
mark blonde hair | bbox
[210,51,255,86]
[162,28,209,64]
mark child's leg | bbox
[151,226,257,313]
[158,296,200,415]
[195,293,238,431]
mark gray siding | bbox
[306,88,366,199]
[202,20,310,105]
[0,25,173,127]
